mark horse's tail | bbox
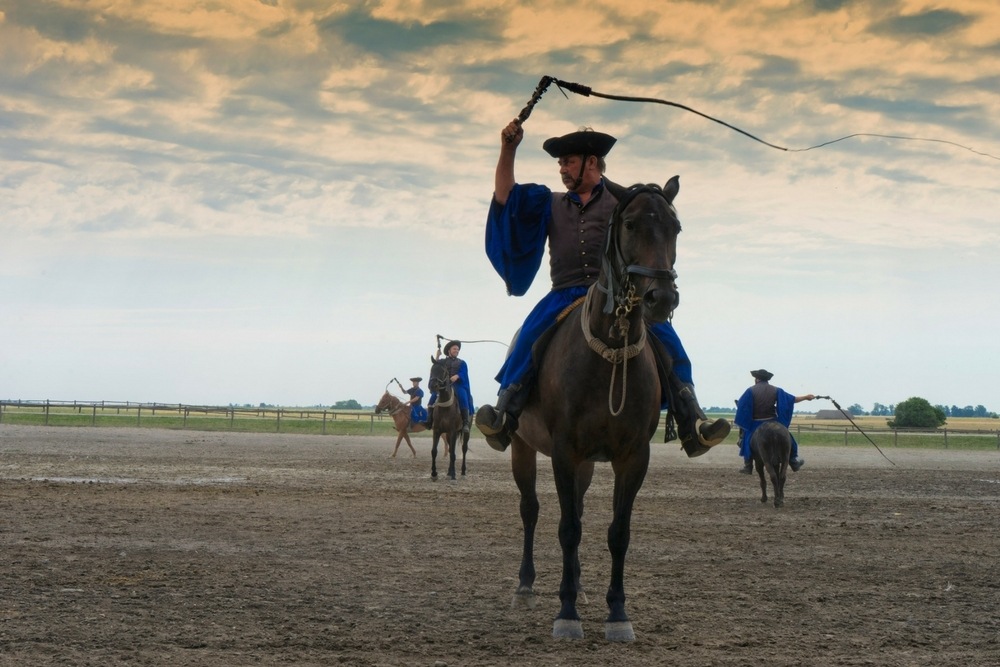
[755,421,792,469]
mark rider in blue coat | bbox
[734,369,815,473]
[404,377,428,426]
[426,340,474,435]
[474,120,730,456]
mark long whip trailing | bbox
[815,396,896,466]
[510,75,999,161]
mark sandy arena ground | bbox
[1,424,998,666]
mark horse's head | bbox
[374,390,394,414]
[602,177,681,324]
[428,356,452,396]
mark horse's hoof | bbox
[511,587,536,610]
[760,496,767,504]
[605,621,635,642]
[552,619,584,639]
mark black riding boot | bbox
[475,384,526,452]
[669,378,731,458]
[461,407,471,435]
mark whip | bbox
[511,75,999,160]
[815,396,896,466]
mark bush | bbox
[888,397,946,429]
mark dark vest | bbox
[750,382,779,419]
[548,185,618,291]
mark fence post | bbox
[844,428,848,447]
[276,409,281,433]
[323,411,328,435]
[137,405,142,427]
[943,428,948,449]
[92,404,97,426]
[45,400,50,426]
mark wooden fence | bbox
[2,400,999,447]
[0,399,396,434]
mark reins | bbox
[580,285,646,416]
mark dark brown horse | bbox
[751,420,791,508]
[374,390,426,458]
[507,178,682,642]
[427,357,468,480]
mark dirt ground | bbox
[1,424,998,666]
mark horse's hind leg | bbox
[756,457,768,503]
[510,443,539,611]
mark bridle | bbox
[584,184,680,415]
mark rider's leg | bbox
[476,290,578,452]
[476,382,529,452]
[650,322,731,458]
[425,394,435,430]
[789,436,804,471]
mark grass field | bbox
[2,402,998,451]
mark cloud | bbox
[870,9,975,37]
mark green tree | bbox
[888,397,946,429]
[848,403,865,416]
[333,399,362,410]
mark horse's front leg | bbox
[604,451,648,642]
[460,430,469,477]
[430,433,439,480]
[510,442,539,610]
[552,448,584,639]
[447,430,458,480]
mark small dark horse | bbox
[507,178,682,642]
[751,421,791,508]
[427,357,469,480]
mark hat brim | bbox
[542,131,616,158]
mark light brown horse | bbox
[374,391,426,458]
[506,179,682,642]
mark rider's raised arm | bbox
[494,119,522,206]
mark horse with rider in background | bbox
[374,377,428,459]
[426,357,468,480]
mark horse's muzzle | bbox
[642,285,678,322]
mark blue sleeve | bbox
[485,183,552,296]
[775,389,796,427]
[735,388,754,430]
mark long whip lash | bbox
[815,396,896,466]
[514,76,999,161]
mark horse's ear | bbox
[604,178,627,201]
[663,175,680,204]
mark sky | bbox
[1,0,998,414]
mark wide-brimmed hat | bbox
[751,369,774,381]
[409,377,422,382]
[444,340,461,354]
[542,130,616,159]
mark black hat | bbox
[409,377,422,382]
[444,340,461,354]
[751,369,774,381]
[542,130,616,159]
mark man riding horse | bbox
[475,121,730,455]
[425,340,474,436]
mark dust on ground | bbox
[1,424,998,666]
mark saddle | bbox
[528,299,679,443]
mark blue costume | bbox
[486,181,693,402]
[404,385,428,424]
[428,342,474,417]
[734,386,801,461]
